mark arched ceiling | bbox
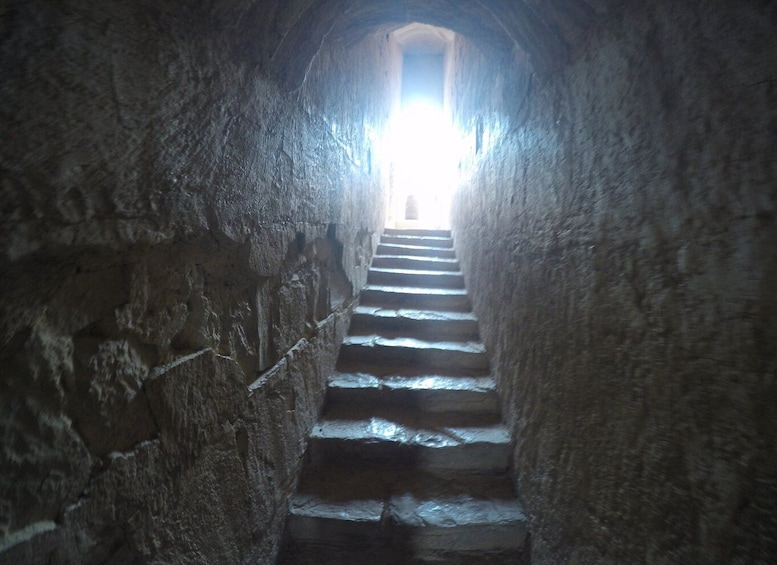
[262,0,628,90]
[393,23,455,54]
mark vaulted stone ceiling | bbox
[249,0,630,89]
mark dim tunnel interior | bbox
[1,1,776,564]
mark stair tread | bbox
[327,373,498,415]
[376,244,457,259]
[326,372,499,414]
[342,335,485,353]
[311,414,510,446]
[289,495,384,521]
[383,228,452,237]
[373,255,459,268]
[329,372,496,393]
[374,254,458,261]
[334,360,488,378]
[290,493,525,527]
[353,305,477,322]
[370,267,463,277]
[372,256,461,272]
[362,284,468,296]
[378,243,454,250]
[381,235,452,243]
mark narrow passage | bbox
[279,228,528,564]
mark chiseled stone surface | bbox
[4,0,773,562]
[451,0,777,563]
[0,0,394,562]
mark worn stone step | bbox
[368,268,465,289]
[380,234,453,248]
[284,496,526,563]
[285,495,385,546]
[360,285,471,312]
[391,493,528,561]
[281,465,527,564]
[287,470,525,543]
[376,243,457,259]
[339,335,489,372]
[349,305,479,340]
[308,413,511,472]
[372,254,460,272]
[335,359,486,378]
[326,372,499,414]
[383,228,452,238]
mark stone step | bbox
[349,305,479,340]
[285,495,385,547]
[391,493,528,562]
[380,234,453,248]
[339,335,489,372]
[307,412,512,472]
[335,359,487,378]
[326,372,499,414]
[360,285,471,312]
[372,254,460,272]
[284,499,526,564]
[376,243,457,259]
[280,465,527,564]
[368,268,465,289]
[383,228,452,238]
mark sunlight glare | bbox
[388,101,459,227]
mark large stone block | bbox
[0,398,91,538]
[69,338,156,456]
[145,350,247,456]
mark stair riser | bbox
[384,228,451,238]
[397,524,529,555]
[339,344,489,372]
[376,244,457,259]
[360,290,471,312]
[326,386,500,415]
[308,438,511,473]
[368,270,465,289]
[286,515,384,546]
[349,314,479,341]
[372,256,460,272]
[380,235,453,248]
[284,523,527,563]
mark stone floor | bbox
[277,228,528,564]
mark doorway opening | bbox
[385,24,459,229]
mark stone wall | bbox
[450,1,777,563]
[0,1,394,562]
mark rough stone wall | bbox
[451,1,777,563]
[0,1,394,562]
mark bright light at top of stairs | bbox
[387,101,461,228]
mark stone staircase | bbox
[277,228,528,564]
